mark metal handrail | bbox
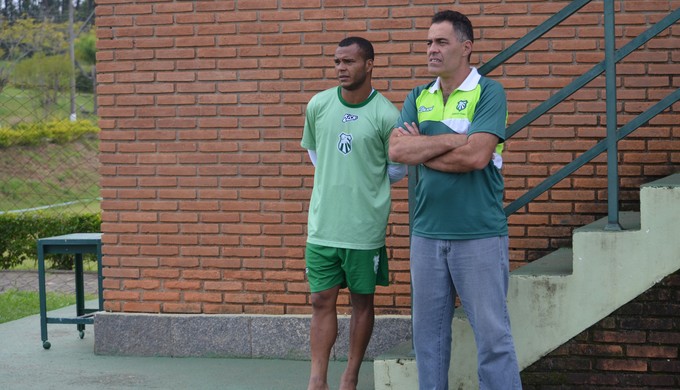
[478,0,592,76]
[504,89,680,216]
[479,1,680,226]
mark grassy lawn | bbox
[0,86,97,127]
[0,258,99,325]
[0,83,100,215]
[0,138,100,214]
[0,74,101,324]
[0,179,100,213]
[0,289,96,324]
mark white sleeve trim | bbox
[307,149,317,167]
[388,163,407,184]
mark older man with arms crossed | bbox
[389,10,522,390]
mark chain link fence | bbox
[0,1,99,269]
[0,1,98,217]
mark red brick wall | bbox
[521,270,680,388]
[95,0,679,315]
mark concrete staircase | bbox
[374,173,680,389]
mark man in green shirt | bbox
[389,10,522,390]
[301,37,404,390]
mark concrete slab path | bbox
[0,273,375,390]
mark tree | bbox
[0,47,8,91]
[0,1,95,100]
[0,17,68,60]
[2,1,18,22]
[73,29,94,112]
[13,53,70,110]
[74,29,93,64]
[2,1,94,22]
[0,16,71,93]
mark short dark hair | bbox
[338,36,375,61]
[432,10,474,43]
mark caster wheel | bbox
[79,330,85,339]
[43,341,51,349]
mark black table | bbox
[37,233,103,349]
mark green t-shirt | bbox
[301,87,399,249]
[397,68,508,240]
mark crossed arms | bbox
[388,121,499,173]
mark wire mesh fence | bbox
[0,1,99,219]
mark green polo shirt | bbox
[398,67,508,240]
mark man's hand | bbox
[396,122,421,137]
[423,132,499,173]
[389,123,466,166]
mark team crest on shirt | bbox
[456,100,468,111]
[338,132,352,155]
[342,113,358,123]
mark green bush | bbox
[0,119,99,148]
[76,70,93,93]
[14,54,70,88]
[0,211,101,270]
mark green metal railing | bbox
[478,0,680,229]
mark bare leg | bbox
[340,292,375,390]
[308,286,341,390]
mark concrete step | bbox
[511,247,573,277]
[374,246,575,389]
[374,174,680,389]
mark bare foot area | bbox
[307,377,329,390]
[339,373,358,390]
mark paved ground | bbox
[0,269,98,294]
[0,271,376,389]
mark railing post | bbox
[604,0,622,231]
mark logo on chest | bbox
[456,100,468,111]
[338,132,352,155]
[342,113,358,123]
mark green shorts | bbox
[305,243,389,294]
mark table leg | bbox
[37,244,50,349]
[97,243,103,311]
[75,253,85,337]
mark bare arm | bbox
[388,122,468,165]
[424,132,499,173]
